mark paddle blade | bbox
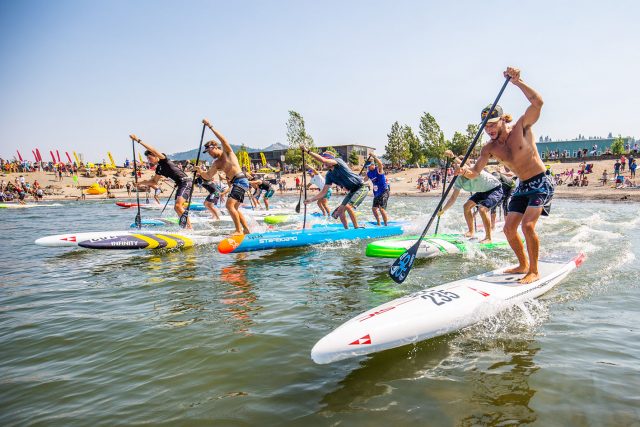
[179,211,189,228]
[134,213,142,229]
[295,202,301,214]
[388,243,418,284]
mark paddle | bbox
[359,154,373,176]
[295,149,304,214]
[179,123,207,228]
[131,137,142,229]
[434,158,450,235]
[301,149,308,229]
[389,75,511,284]
[161,185,176,214]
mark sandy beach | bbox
[2,158,638,203]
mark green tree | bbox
[323,146,339,156]
[385,121,409,168]
[448,131,469,156]
[285,110,315,168]
[348,150,359,166]
[419,112,447,160]
[610,135,625,155]
[404,125,423,166]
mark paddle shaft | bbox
[180,123,206,228]
[161,185,176,214]
[414,76,510,243]
[358,154,373,176]
[131,139,142,229]
[434,158,450,234]
[302,148,307,229]
[389,75,511,283]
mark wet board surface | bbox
[311,254,584,364]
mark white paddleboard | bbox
[311,254,584,364]
[35,231,136,247]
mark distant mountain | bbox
[170,143,287,161]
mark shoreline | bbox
[2,157,638,204]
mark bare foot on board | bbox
[519,272,540,284]
[504,265,529,274]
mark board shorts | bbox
[341,185,367,208]
[175,179,192,200]
[469,185,503,210]
[508,172,554,216]
[491,184,512,214]
[229,177,250,203]
[372,188,390,209]
[324,188,332,200]
[205,193,220,204]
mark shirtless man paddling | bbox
[455,67,553,284]
[197,119,251,235]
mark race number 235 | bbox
[421,290,459,306]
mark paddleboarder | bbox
[129,135,193,229]
[196,176,223,220]
[364,154,390,226]
[303,149,366,229]
[197,119,251,235]
[438,150,503,243]
[455,66,553,284]
[306,166,331,217]
[249,176,275,211]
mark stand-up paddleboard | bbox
[78,232,221,250]
[130,219,167,228]
[263,212,335,225]
[36,231,135,247]
[311,254,585,364]
[139,202,206,211]
[241,208,296,218]
[0,203,61,209]
[218,224,404,254]
[116,201,147,208]
[366,232,510,259]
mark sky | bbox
[1,0,639,163]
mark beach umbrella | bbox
[16,150,23,162]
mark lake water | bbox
[1,196,638,426]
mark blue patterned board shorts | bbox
[508,172,555,216]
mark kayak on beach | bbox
[311,253,585,364]
[218,223,404,254]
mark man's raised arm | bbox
[505,67,543,130]
[202,119,232,153]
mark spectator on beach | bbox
[600,170,609,186]
[630,159,637,179]
[620,155,626,172]
[614,160,621,176]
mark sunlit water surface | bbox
[1,196,638,426]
